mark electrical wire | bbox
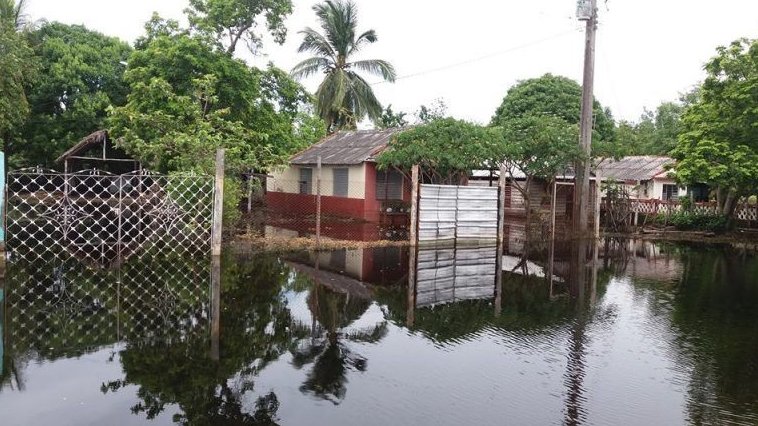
[371,27,583,85]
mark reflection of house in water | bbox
[620,239,684,282]
[287,246,409,287]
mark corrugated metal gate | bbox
[418,184,499,243]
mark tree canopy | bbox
[108,15,324,175]
[616,99,688,155]
[672,38,758,216]
[291,0,395,132]
[185,0,293,55]
[11,22,131,168]
[490,73,615,143]
[0,0,35,164]
[377,118,500,183]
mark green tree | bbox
[110,15,323,175]
[498,114,581,203]
[672,38,758,217]
[490,73,615,143]
[12,22,131,168]
[376,104,408,129]
[415,98,447,124]
[616,101,686,155]
[0,0,36,164]
[185,0,293,55]
[291,0,396,132]
[377,118,500,183]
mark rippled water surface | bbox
[1,241,757,425]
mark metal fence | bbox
[418,184,499,243]
[3,167,216,354]
[6,168,215,266]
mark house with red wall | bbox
[265,128,411,222]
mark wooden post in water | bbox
[316,156,322,247]
[211,149,225,257]
[494,164,506,316]
[594,172,602,239]
[548,180,557,292]
[210,254,221,361]
[406,165,420,327]
[409,165,420,247]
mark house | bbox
[265,128,411,222]
[595,156,691,201]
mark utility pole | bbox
[574,0,598,237]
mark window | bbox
[299,168,312,194]
[333,168,349,197]
[376,169,403,200]
[662,184,678,201]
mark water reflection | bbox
[2,240,758,425]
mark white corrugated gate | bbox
[418,184,499,243]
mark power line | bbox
[371,27,582,85]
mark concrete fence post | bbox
[211,148,225,257]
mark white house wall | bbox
[267,164,367,199]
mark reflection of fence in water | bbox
[415,245,498,307]
[4,254,210,357]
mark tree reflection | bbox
[101,252,308,425]
[292,282,387,404]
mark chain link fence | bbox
[4,168,215,356]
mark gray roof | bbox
[56,130,109,163]
[596,156,674,182]
[290,128,405,165]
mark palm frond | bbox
[315,69,349,121]
[345,71,383,121]
[297,27,336,60]
[350,59,396,82]
[348,29,377,55]
[314,0,357,59]
[291,57,332,80]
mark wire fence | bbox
[3,167,216,355]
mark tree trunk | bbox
[723,190,739,218]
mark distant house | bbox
[265,128,410,222]
[56,130,141,174]
[596,156,700,201]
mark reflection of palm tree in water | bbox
[292,283,387,404]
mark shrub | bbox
[668,211,730,233]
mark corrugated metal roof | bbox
[596,156,674,182]
[290,128,405,165]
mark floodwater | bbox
[1,240,758,425]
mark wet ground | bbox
[1,240,758,425]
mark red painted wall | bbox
[266,191,368,219]
[266,162,412,223]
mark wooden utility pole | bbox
[211,149,225,257]
[574,0,598,237]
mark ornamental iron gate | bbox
[4,168,215,354]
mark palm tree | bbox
[291,0,396,132]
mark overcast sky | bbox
[25,0,758,124]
